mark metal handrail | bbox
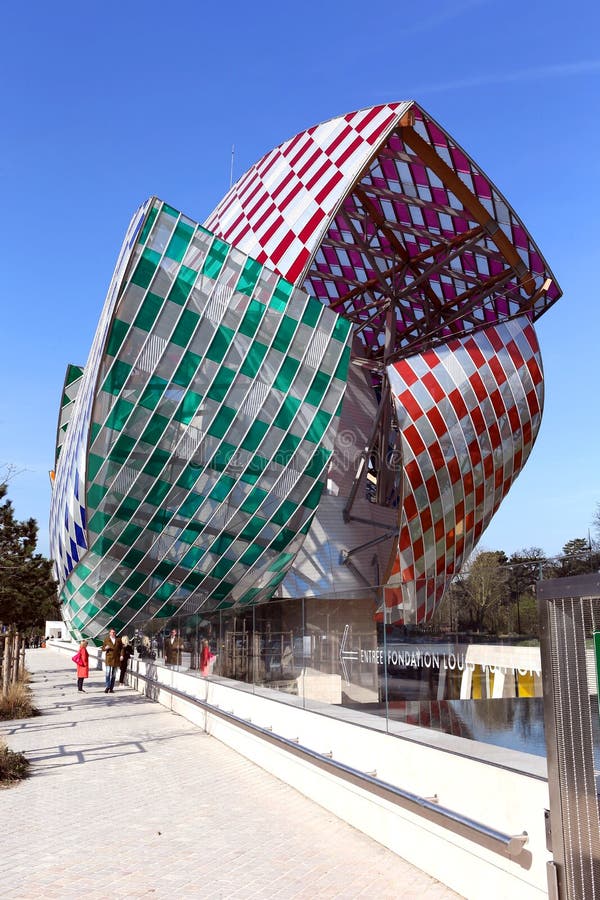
[129,667,530,862]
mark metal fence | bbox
[538,574,600,899]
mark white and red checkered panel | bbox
[385,317,544,624]
[206,103,560,358]
[204,103,409,284]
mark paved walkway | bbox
[0,648,460,899]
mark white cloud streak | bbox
[405,59,600,96]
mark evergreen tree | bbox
[0,483,59,629]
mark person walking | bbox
[118,636,133,685]
[200,638,211,675]
[74,640,89,692]
[164,628,184,668]
[101,628,123,693]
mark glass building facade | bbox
[50,102,561,751]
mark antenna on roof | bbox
[229,144,235,190]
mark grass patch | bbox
[0,739,29,786]
[0,680,40,721]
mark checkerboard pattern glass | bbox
[385,317,544,623]
[50,199,351,641]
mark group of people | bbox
[73,628,133,693]
[73,628,216,691]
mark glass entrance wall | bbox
[125,582,546,758]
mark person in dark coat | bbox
[101,628,123,693]
[76,640,89,692]
[118,636,133,685]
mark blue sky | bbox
[1,0,599,559]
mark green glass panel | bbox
[154,560,175,580]
[272,396,300,431]
[240,420,269,452]
[270,278,293,311]
[102,359,132,396]
[87,510,110,533]
[106,398,134,432]
[138,205,158,245]
[211,558,235,580]
[180,523,203,543]
[201,237,229,279]
[210,533,234,555]
[241,455,268,484]
[156,582,177,601]
[139,376,168,411]
[114,495,142,521]
[305,409,332,443]
[304,446,331,479]
[131,248,161,289]
[87,453,105,482]
[209,443,236,472]
[173,351,202,388]
[79,583,95,601]
[105,318,129,357]
[148,509,173,532]
[241,487,268,514]
[206,366,235,401]
[239,543,263,566]
[206,325,234,363]
[176,467,201,490]
[86,482,108,509]
[134,292,164,332]
[305,370,330,407]
[76,564,92,579]
[207,406,235,438]
[141,414,169,445]
[182,571,204,589]
[301,300,322,328]
[276,432,301,463]
[109,434,136,463]
[171,308,200,347]
[162,203,179,218]
[174,390,202,425]
[124,571,146,590]
[145,479,171,507]
[165,220,194,262]
[334,345,351,381]
[270,499,298,527]
[209,475,235,502]
[90,422,101,443]
[143,448,171,477]
[122,547,145,568]
[121,523,143,544]
[168,265,197,306]
[65,364,84,386]
[302,481,324,510]
[273,357,300,392]
[239,299,266,338]
[181,546,205,568]
[239,517,267,541]
[178,493,205,518]
[237,258,262,296]
[240,341,268,376]
[273,316,298,353]
[333,317,351,343]
[127,592,149,611]
[270,528,296,552]
[267,552,294,572]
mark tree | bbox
[507,547,546,634]
[0,483,59,630]
[547,537,595,578]
[454,549,509,633]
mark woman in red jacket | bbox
[76,640,89,692]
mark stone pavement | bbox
[0,648,461,899]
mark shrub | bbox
[0,739,29,785]
[0,680,40,720]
